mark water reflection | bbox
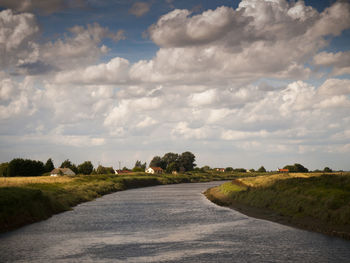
[1,182,350,262]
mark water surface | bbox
[1,181,350,262]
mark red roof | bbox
[279,169,289,172]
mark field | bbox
[205,172,350,239]
[0,171,247,233]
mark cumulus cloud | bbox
[0,11,125,75]
[313,51,350,76]
[0,9,39,69]
[0,75,43,119]
[1,0,350,169]
[41,23,125,72]
[54,57,130,84]
[129,2,151,17]
[138,0,349,84]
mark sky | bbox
[0,0,350,171]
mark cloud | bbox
[317,78,350,96]
[0,0,86,15]
[1,0,350,169]
[129,2,151,17]
[0,9,39,69]
[54,57,130,84]
[0,75,43,119]
[139,0,349,85]
[40,23,125,72]
[313,51,350,76]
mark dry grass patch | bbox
[237,173,322,187]
[0,176,73,187]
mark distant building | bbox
[50,168,75,176]
[115,170,132,175]
[145,167,164,174]
[279,168,289,173]
[215,168,225,172]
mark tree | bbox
[323,167,332,172]
[96,165,114,174]
[78,161,94,175]
[133,160,147,171]
[257,166,266,172]
[166,162,178,173]
[0,162,8,177]
[44,158,55,172]
[225,167,234,172]
[7,158,45,177]
[149,156,166,169]
[283,163,308,173]
[178,151,196,172]
[60,159,73,168]
[202,165,211,171]
[60,159,78,174]
[162,153,179,168]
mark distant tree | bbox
[71,164,78,174]
[233,168,246,173]
[122,166,130,171]
[249,169,255,172]
[225,167,234,172]
[178,151,196,171]
[78,161,94,175]
[60,159,72,168]
[60,159,78,174]
[133,160,147,171]
[149,156,166,169]
[201,165,211,171]
[96,165,114,174]
[0,162,8,177]
[162,153,179,169]
[257,166,266,172]
[166,162,178,173]
[44,158,55,172]
[283,163,308,173]
[7,158,45,177]
[323,167,332,172]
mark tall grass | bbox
[0,176,73,187]
[206,172,350,239]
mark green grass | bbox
[0,171,248,233]
[206,173,350,239]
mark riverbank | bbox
[0,171,243,233]
[204,173,350,240]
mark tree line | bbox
[149,151,196,173]
[0,156,338,177]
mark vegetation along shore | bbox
[204,172,350,240]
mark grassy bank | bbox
[0,171,244,233]
[205,172,350,239]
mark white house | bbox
[145,167,164,174]
[50,168,76,176]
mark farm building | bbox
[278,168,289,173]
[50,168,75,176]
[115,170,132,174]
[146,167,164,174]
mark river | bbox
[1,181,350,262]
